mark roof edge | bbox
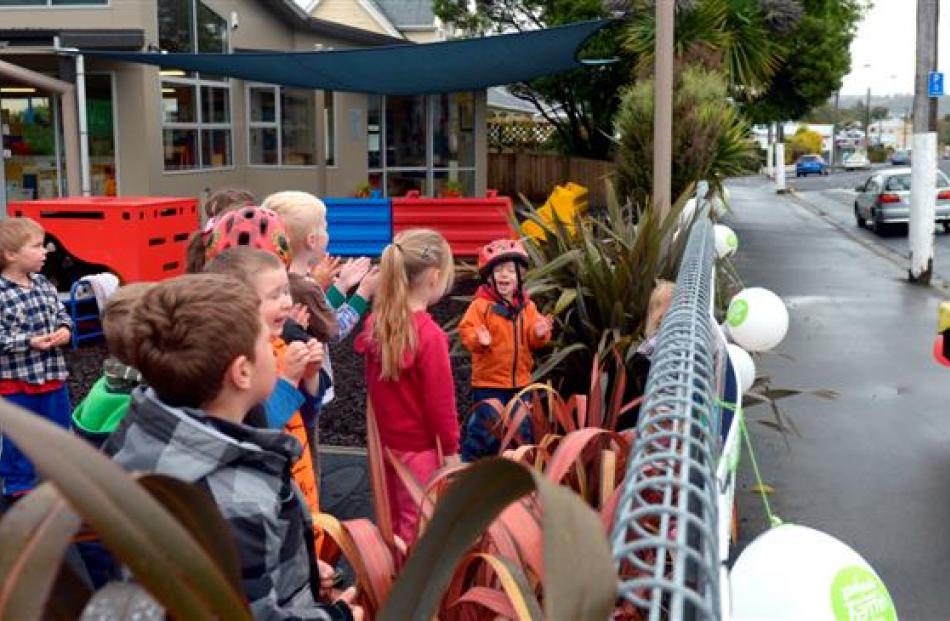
[268,0,406,46]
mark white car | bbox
[843,152,871,170]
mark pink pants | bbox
[384,447,440,545]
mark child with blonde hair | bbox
[0,217,72,504]
[354,228,459,544]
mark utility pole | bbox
[832,90,840,166]
[653,0,674,221]
[909,0,939,284]
[864,86,871,149]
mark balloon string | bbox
[718,399,783,529]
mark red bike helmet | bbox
[477,239,530,278]
[204,206,292,267]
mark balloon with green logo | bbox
[731,524,897,621]
[714,224,739,259]
[726,287,788,352]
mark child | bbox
[0,217,73,504]
[458,239,552,461]
[184,188,255,273]
[204,244,329,555]
[618,279,675,431]
[72,282,153,448]
[104,274,357,620]
[354,228,459,545]
[262,191,381,405]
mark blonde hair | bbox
[261,191,327,253]
[0,218,44,269]
[645,279,675,338]
[372,228,454,381]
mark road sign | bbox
[928,71,944,97]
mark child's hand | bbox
[29,334,52,351]
[533,315,553,339]
[476,326,491,347]
[48,327,71,348]
[281,341,310,384]
[355,266,381,300]
[317,559,336,601]
[311,255,341,291]
[335,257,372,293]
[302,339,325,378]
[289,304,310,330]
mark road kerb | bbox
[786,188,950,295]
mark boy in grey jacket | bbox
[104,273,358,621]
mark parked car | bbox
[795,154,829,177]
[842,151,870,170]
[853,167,950,233]
[889,150,911,165]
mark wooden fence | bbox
[487,152,615,208]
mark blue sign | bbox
[929,71,944,97]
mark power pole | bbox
[653,0,674,221]
[909,0,939,284]
[864,86,871,149]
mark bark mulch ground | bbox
[64,277,480,448]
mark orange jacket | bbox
[272,338,324,556]
[459,288,551,389]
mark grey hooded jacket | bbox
[105,388,350,621]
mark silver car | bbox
[853,167,950,233]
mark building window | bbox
[368,93,477,197]
[247,84,316,167]
[324,90,336,167]
[0,1,108,5]
[158,0,232,170]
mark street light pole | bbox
[653,0,674,222]
[909,0,939,284]
[865,86,871,149]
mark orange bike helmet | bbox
[204,206,292,267]
[477,239,529,279]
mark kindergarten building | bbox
[0,0,493,209]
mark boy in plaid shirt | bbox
[0,217,72,503]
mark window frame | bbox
[367,93,478,197]
[0,0,109,8]
[245,82,318,169]
[158,0,234,173]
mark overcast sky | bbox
[839,0,950,95]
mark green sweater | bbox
[72,376,133,444]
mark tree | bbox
[433,0,633,159]
[613,65,757,207]
[786,125,824,160]
[742,0,866,124]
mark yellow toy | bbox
[521,182,589,242]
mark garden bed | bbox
[64,277,480,449]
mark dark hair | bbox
[102,282,155,363]
[128,274,261,408]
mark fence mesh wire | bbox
[610,211,722,621]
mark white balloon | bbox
[731,524,896,621]
[714,224,739,258]
[726,287,789,352]
[726,344,755,393]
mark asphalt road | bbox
[726,179,950,619]
[732,161,950,283]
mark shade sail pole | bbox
[654,0,674,221]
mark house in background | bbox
[303,0,446,43]
[0,0,487,209]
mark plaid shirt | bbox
[106,389,350,621]
[0,274,71,385]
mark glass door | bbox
[1,88,60,201]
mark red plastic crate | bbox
[8,196,199,283]
[391,190,515,257]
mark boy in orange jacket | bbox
[458,239,552,461]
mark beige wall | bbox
[1,0,488,204]
[310,0,401,38]
[403,29,442,44]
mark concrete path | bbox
[727,179,950,619]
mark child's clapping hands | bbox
[533,315,553,340]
